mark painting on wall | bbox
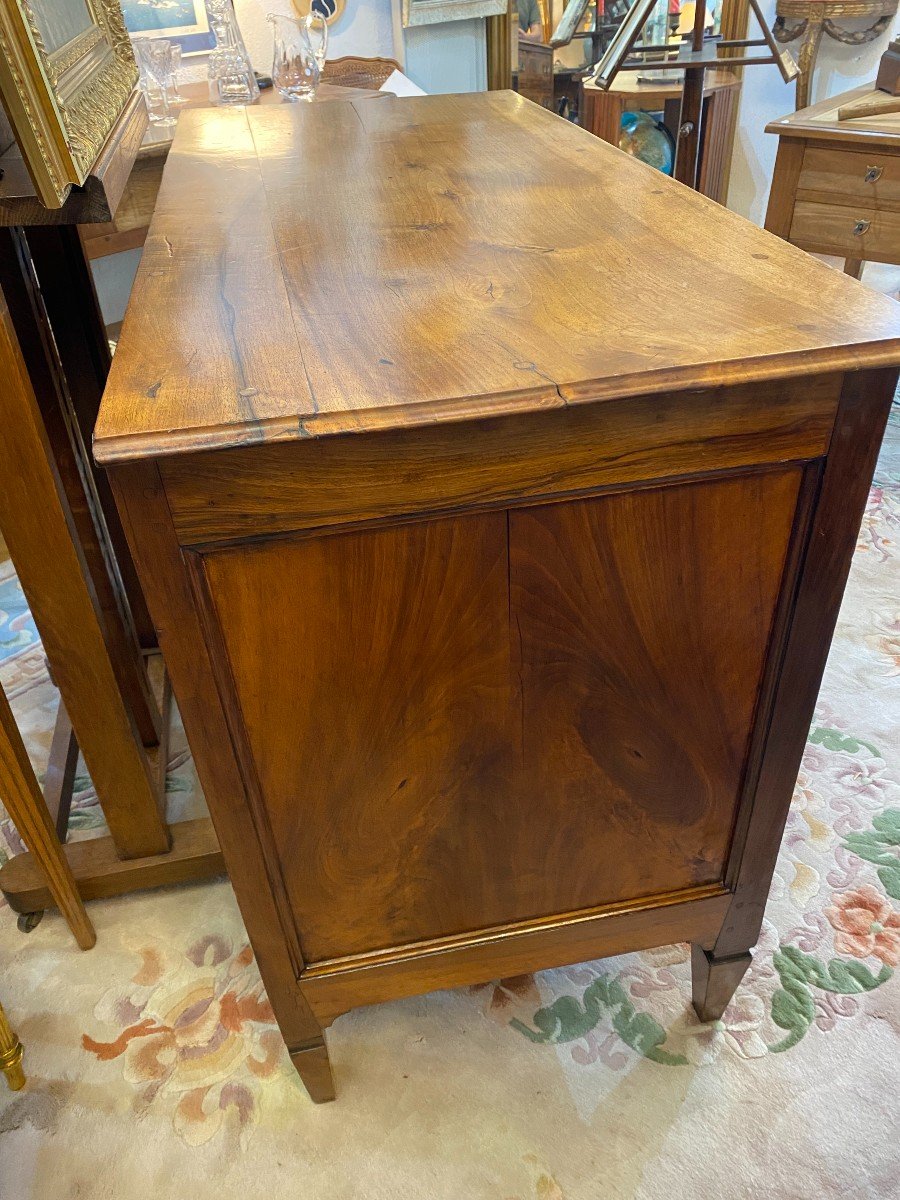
[121,0,215,54]
[402,0,508,26]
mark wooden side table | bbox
[0,91,224,918]
[581,71,741,203]
[766,83,900,278]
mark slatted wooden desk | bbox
[96,91,900,1103]
[766,83,900,277]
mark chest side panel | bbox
[508,470,803,920]
[197,465,803,964]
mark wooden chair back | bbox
[322,55,402,91]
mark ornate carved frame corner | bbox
[0,0,138,207]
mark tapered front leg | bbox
[289,1037,336,1103]
[691,944,752,1022]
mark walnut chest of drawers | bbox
[95,91,900,1102]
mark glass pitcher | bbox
[268,12,328,102]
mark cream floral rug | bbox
[0,408,898,1199]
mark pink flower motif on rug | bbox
[857,485,900,560]
[866,611,900,676]
[825,885,900,966]
[82,934,286,1145]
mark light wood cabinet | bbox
[767,84,900,273]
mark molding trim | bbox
[298,885,732,1022]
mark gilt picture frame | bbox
[0,0,138,207]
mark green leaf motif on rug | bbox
[67,808,108,831]
[166,775,193,794]
[842,809,900,900]
[807,726,881,758]
[769,945,891,1053]
[510,973,688,1065]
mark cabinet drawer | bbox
[789,200,900,262]
[801,146,900,207]
[798,147,900,209]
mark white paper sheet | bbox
[379,69,427,97]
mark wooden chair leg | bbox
[0,998,25,1091]
[0,684,96,951]
[691,944,752,1022]
[289,1037,336,1103]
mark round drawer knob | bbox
[864,166,883,183]
[852,219,871,236]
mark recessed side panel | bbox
[201,512,518,962]
[508,468,804,913]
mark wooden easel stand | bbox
[0,92,223,932]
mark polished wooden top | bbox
[139,80,388,159]
[96,90,900,464]
[766,83,900,146]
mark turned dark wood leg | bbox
[289,1037,336,1104]
[691,944,752,1022]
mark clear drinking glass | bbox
[268,12,328,102]
[167,43,185,106]
[135,38,176,127]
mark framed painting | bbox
[121,0,215,56]
[0,0,138,207]
[402,0,508,27]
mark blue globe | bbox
[619,111,675,177]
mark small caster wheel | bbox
[17,911,44,933]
